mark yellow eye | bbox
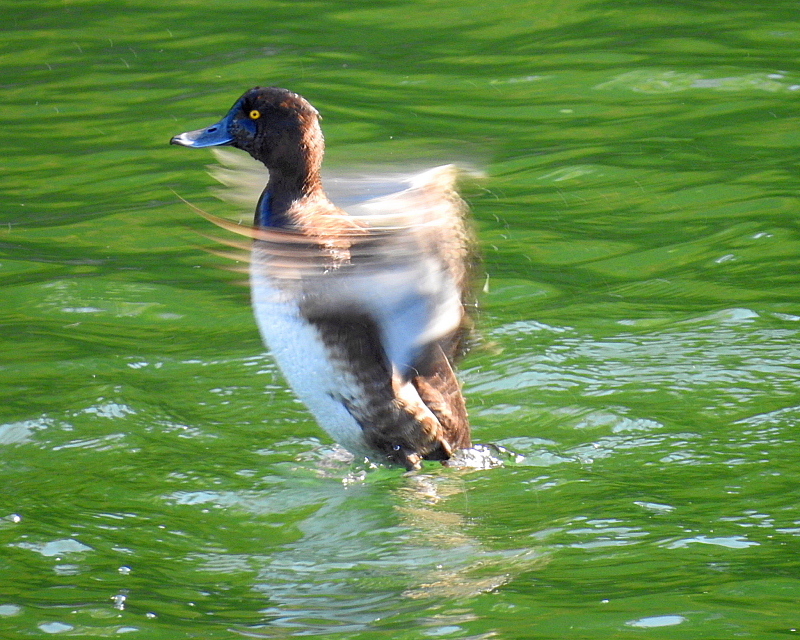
[249,109,261,119]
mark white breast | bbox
[249,267,368,454]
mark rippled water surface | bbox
[3,1,800,638]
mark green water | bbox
[3,0,800,637]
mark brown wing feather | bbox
[411,344,471,453]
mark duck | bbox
[171,86,474,470]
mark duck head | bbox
[171,87,325,201]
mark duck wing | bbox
[204,152,475,379]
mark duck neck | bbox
[258,165,322,227]
[256,122,326,227]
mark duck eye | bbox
[249,109,261,120]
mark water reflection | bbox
[170,462,543,636]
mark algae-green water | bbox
[2,1,800,637]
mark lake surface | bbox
[3,0,800,637]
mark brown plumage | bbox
[171,87,475,469]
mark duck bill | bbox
[170,115,234,148]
